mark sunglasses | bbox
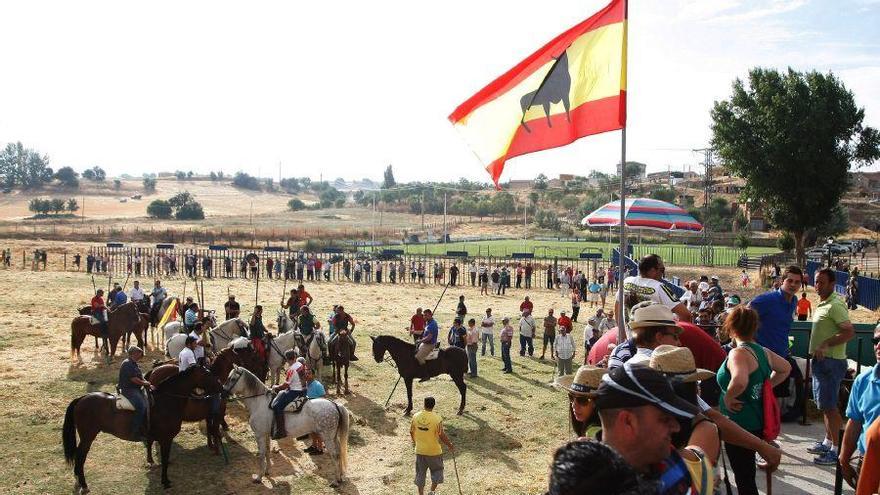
[873,337,880,346]
[569,395,591,406]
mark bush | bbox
[143,176,157,193]
[233,172,261,191]
[147,199,173,219]
[734,232,751,250]
[54,166,80,188]
[175,202,205,220]
[777,232,795,252]
[334,198,345,208]
[288,198,306,211]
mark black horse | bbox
[370,335,467,415]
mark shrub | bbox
[288,198,306,211]
[777,232,795,252]
[175,202,205,220]
[143,176,157,193]
[734,232,751,250]
[146,199,173,219]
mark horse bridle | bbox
[222,368,270,401]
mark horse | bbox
[222,366,351,486]
[264,330,301,385]
[370,335,468,415]
[207,317,249,350]
[162,312,217,343]
[70,302,140,361]
[122,313,149,350]
[278,310,325,376]
[62,365,221,492]
[144,347,263,456]
[330,330,351,395]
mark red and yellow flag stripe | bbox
[449,0,627,187]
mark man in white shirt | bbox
[189,323,207,365]
[678,280,702,315]
[270,352,306,439]
[553,325,575,376]
[518,309,536,357]
[480,308,495,357]
[618,254,691,335]
[469,262,478,287]
[129,280,145,303]
[178,336,197,371]
[697,275,710,294]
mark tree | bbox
[711,68,880,263]
[113,179,122,191]
[66,198,79,212]
[146,200,173,219]
[383,164,396,189]
[334,198,345,208]
[28,198,50,215]
[90,166,106,182]
[143,176,157,193]
[175,202,205,220]
[175,171,186,180]
[0,142,53,189]
[288,198,306,211]
[210,171,218,181]
[491,191,516,218]
[168,191,193,208]
[623,161,647,177]
[734,232,751,250]
[649,186,676,203]
[49,198,66,214]
[233,172,261,191]
[534,173,548,190]
[777,232,795,252]
[54,166,80,188]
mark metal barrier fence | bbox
[805,260,880,311]
[71,245,616,291]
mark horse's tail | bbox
[63,397,82,464]
[335,403,350,475]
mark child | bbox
[587,280,601,308]
[740,269,750,288]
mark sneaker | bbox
[813,450,838,466]
[807,442,831,454]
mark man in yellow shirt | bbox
[410,397,454,495]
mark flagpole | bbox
[616,0,629,343]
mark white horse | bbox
[277,310,325,380]
[208,318,249,350]
[162,312,217,347]
[266,330,301,385]
[222,366,350,486]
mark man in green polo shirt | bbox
[808,268,855,465]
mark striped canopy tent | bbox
[581,198,703,232]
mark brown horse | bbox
[330,330,351,395]
[122,313,149,350]
[144,347,265,455]
[70,302,140,361]
[62,365,221,492]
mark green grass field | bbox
[366,239,778,267]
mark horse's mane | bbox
[235,367,269,395]
[375,334,414,350]
[157,364,207,391]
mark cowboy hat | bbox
[629,303,680,331]
[648,345,715,383]
[554,365,606,397]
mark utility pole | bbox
[372,192,376,248]
[443,192,447,243]
[420,190,425,230]
[693,147,714,266]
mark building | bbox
[852,171,880,200]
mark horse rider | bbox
[178,336,197,371]
[328,305,358,361]
[182,296,196,316]
[249,305,268,361]
[270,350,307,439]
[149,280,166,323]
[190,322,208,366]
[129,280,145,303]
[113,283,128,307]
[298,306,324,353]
[91,288,110,340]
[184,302,199,333]
[118,345,155,440]
[107,283,121,308]
[415,309,439,365]
[281,288,300,323]
[224,294,240,321]
[297,284,313,307]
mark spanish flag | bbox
[449,0,627,188]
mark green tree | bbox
[28,198,50,215]
[168,191,193,208]
[491,191,516,218]
[113,179,122,191]
[210,171,218,181]
[383,164,396,189]
[146,199,173,219]
[649,186,676,203]
[233,172,261,190]
[288,198,306,211]
[54,166,80,188]
[49,198,66,214]
[66,198,79,212]
[777,232,795,252]
[90,166,106,181]
[734,232,751,250]
[0,142,53,189]
[175,202,205,220]
[711,68,880,263]
[534,173,548,190]
[143,176,157,193]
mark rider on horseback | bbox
[91,289,109,339]
[118,346,155,440]
[249,305,268,361]
[184,302,199,333]
[270,350,306,439]
[298,306,325,356]
[149,280,166,324]
[415,309,439,365]
[328,305,358,361]
[224,294,240,321]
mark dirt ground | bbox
[0,239,877,495]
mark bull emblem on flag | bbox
[519,50,572,133]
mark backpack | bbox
[743,344,781,441]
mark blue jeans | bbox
[811,357,847,411]
[466,344,478,377]
[94,311,109,338]
[519,335,533,356]
[271,389,305,413]
[501,342,512,371]
[121,389,147,435]
[481,333,494,356]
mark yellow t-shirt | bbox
[411,410,443,456]
[683,449,715,495]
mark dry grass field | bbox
[1,237,877,495]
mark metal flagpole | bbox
[616,0,629,341]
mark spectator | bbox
[583,319,601,365]
[519,296,534,314]
[518,309,536,357]
[547,441,657,495]
[808,267,855,465]
[465,318,479,378]
[410,397,454,495]
[469,261,477,287]
[541,309,557,360]
[796,292,812,321]
[587,280,601,308]
[554,324,576,377]
[679,280,702,315]
[555,365,604,439]
[706,275,723,303]
[839,323,880,490]
[409,308,426,345]
[619,255,691,332]
[524,262,533,289]
[608,302,683,369]
[480,308,495,357]
[456,295,467,321]
[718,306,791,495]
[447,318,467,350]
[499,317,514,373]
[570,288,582,322]
[304,367,327,454]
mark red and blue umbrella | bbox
[580,198,703,232]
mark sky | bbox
[1,0,878,184]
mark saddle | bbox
[425,348,440,361]
[89,316,101,326]
[285,396,309,413]
[115,394,136,411]
[229,336,251,350]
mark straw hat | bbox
[629,303,679,331]
[648,345,715,383]
[555,365,606,397]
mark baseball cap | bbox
[595,363,699,420]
